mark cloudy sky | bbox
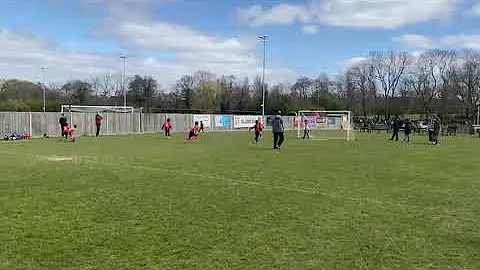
[1,0,480,88]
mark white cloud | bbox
[301,25,319,34]
[393,34,435,49]
[0,27,295,87]
[237,0,461,29]
[343,57,368,68]
[0,0,298,88]
[463,2,480,16]
[395,34,480,50]
[237,4,311,26]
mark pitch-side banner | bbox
[193,115,211,127]
[215,115,230,128]
[233,115,261,128]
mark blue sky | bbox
[1,0,480,87]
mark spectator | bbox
[403,118,412,144]
[389,115,400,141]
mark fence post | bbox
[29,112,32,138]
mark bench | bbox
[474,125,480,137]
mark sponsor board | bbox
[233,115,261,128]
[193,115,211,127]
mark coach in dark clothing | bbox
[272,112,285,150]
[433,117,440,145]
[403,118,412,143]
[59,114,67,136]
[389,115,400,141]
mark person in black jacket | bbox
[389,115,400,141]
[59,114,68,137]
[433,117,441,145]
[272,111,285,150]
[403,118,412,144]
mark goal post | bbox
[60,105,141,135]
[295,110,354,141]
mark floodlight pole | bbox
[258,35,268,118]
[40,67,47,112]
[477,103,480,125]
[120,55,127,110]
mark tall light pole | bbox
[120,55,127,109]
[40,67,47,112]
[258,35,268,117]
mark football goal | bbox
[60,105,142,135]
[296,110,354,141]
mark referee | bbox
[272,111,285,150]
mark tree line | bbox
[1,49,480,124]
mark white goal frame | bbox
[60,105,140,134]
[296,110,353,141]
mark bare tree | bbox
[453,50,480,126]
[101,74,113,97]
[370,51,410,119]
[90,77,101,97]
[348,60,376,119]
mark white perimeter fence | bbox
[0,112,299,137]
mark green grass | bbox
[1,131,480,270]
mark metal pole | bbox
[41,67,47,112]
[477,105,480,125]
[258,35,268,118]
[120,56,127,109]
[262,37,266,117]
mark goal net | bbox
[60,105,142,135]
[296,110,354,141]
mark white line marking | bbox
[0,149,468,217]
[77,157,462,215]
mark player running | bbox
[161,118,173,138]
[188,121,200,140]
[249,119,264,143]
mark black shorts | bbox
[188,131,197,139]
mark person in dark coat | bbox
[59,114,68,137]
[272,111,285,150]
[433,117,441,145]
[403,118,412,144]
[389,115,400,141]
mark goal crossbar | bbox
[60,105,137,113]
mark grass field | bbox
[1,131,480,270]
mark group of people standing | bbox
[58,113,103,141]
[389,115,440,145]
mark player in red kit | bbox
[249,119,264,143]
[161,118,173,138]
[64,125,77,142]
[95,113,103,137]
[188,121,200,140]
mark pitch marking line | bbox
[77,156,457,215]
[0,149,464,216]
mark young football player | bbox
[249,119,264,143]
[161,118,173,138]
[188,121,200,140]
